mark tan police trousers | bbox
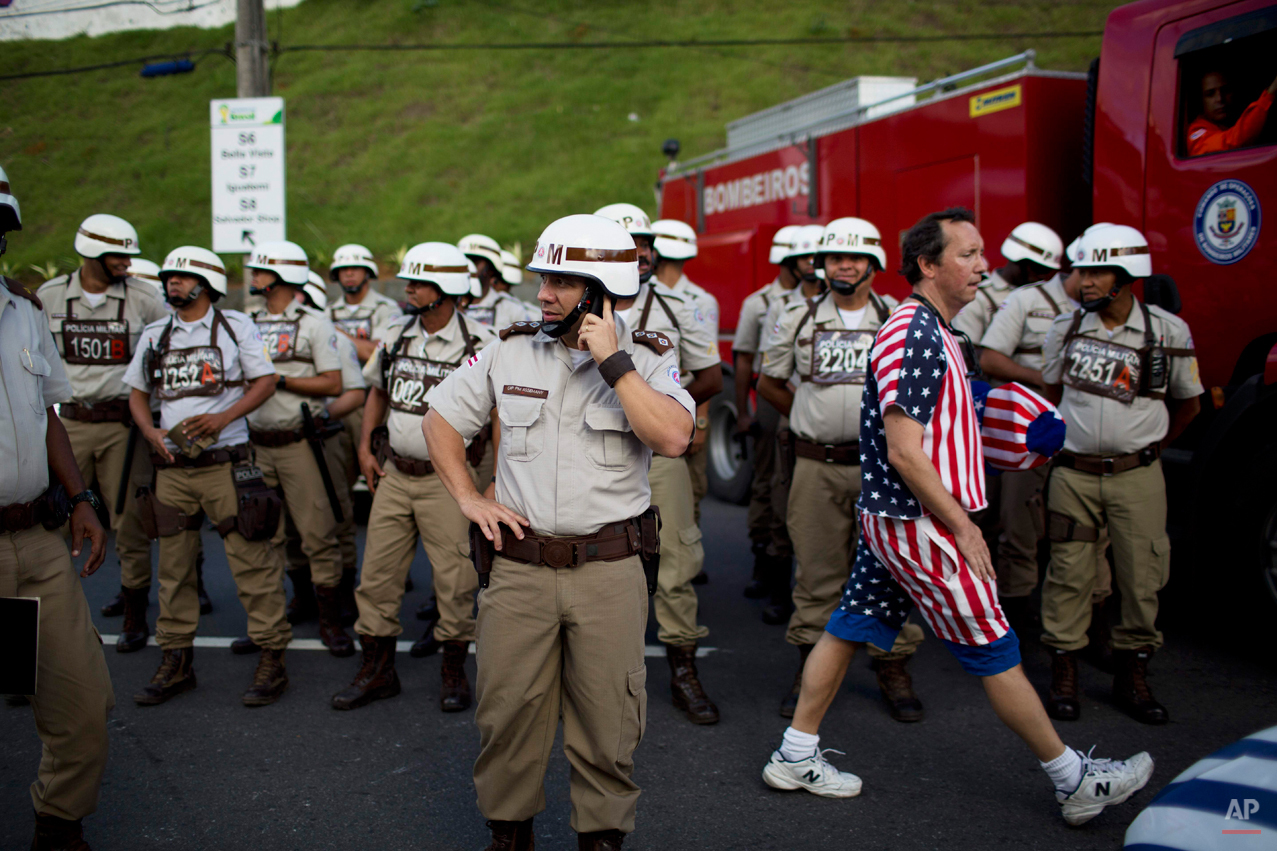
[997,464,1112,604]
[0,525,114,821]
[474,554,647,834]
[154,463,291,650]
[62,417,152,590]
[785,456,923,657]
[685,441,708,525]
[649,454,708,645]
[254,439,344,588]
[1042,461,1170,652]
[354,462,477,641]
[746,397,792,559]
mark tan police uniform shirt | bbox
[37,270,170,404]
[761,291,897,446]
[335,333,365,395]
[615,283,719,387]
[427,317,695,537]
[734,279,793,370]
[329,287,402,347]
[952,270,1015,344]
[247,303,342,430]
[465,287,537,329]
[762,284,817,354]
[0,281,74,504]
[123,307,276,452]
[363,311,497,461]
[980,275,1075,374]
[667,274,720,340]
[1042,300,1203,456]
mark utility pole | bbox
[235,0,269,304]
[235,0,270,98]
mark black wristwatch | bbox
[277,375,287,391]
[70,489,102,512]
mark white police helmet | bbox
[769,225,802,265]
[652,218,698,261]
[1001,222,1063,271]
[329,243,378,281]
[526,214,639,299]
[593,203,655,240]
[246,240,310,286]
[160,246,228,297]
[458,233,503,271]
[127,258,163,292]
[0,165,20,233]
[815,217,887,271]
[75,214,140,258]
[1074,224,1152,278]
[303,271,329,310]
[500,249,523,286]
[398,242,472,297]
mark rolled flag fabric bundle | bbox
[1124,725,1277,850]
[969,381,1066,472]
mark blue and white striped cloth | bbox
[1125,725,1277,849]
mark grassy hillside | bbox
[1,0,1118,286]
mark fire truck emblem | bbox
[1194,179,1261,266]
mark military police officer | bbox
[978,229,1114,641]
[38,214,170,653]
[459,233,537,327]
[1,165,114,851]
[759,217,926,722]
[331,242,496,713]
[652,218,720,525]
[424,213,694,851]
[244,241,353,657]
[598,202,724,725]
[328,243,402,365]
[124,245,292,706]
[733,226,802,599]
[953,221,1063,346]
[1040,224,1201,725]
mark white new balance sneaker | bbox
[762,748,863,799]
[1057,748,1154,826]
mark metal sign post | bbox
[210,97,285,255]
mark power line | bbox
[1,30,1103,82]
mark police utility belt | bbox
[60,398,133,425]
[793,438,860,465]
[250,416,343,448]
[137,443,281,542]
[1054,443,1161,477]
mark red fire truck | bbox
[657,0,1277,605]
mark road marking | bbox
[99,636,716,657]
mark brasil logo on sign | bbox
[1194,179,1261,265]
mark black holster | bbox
[467,422,492,469]
[135,486,203,539]
[1047,511,1100,543]
[639,506,662,596]
[370,425,391,486]
[213,464,281,541]
[778,428,796,487]
[470,522,494,589]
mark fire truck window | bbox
[1178,29,1277,158]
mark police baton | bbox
[300,403,345,524]
[115,424,140,514]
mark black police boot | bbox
[195,551,212,615]
[760,555,794,625]
[440,640,472,712]
[1113,646,1168,725]
[315,584,355,657]
[332,635,401,710]
[31,810,90,851]
[743,546,768,599]
[484,818,534,851]
[1082,603,1114,673]
[134,647,196,706]
[577,829,624,850]
[285,569,317,625]
[230,637,262,655]
[115,586,150,653]
[779,643,813,718]
[1046,648,1080,721]
[873,656,925,723]
[338,567,358,626]
[667,643,719,724]
[242,648,288,707]
[691,570,709,585]
[100,587,128,617]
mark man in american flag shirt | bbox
[760,208,1155,827]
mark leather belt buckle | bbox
[823,445,835,463]
[1101,457,1115,477]
[541,539,574,569]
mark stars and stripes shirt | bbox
[858,300,987,519]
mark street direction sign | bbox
[210,97,285,254]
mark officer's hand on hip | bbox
[143,424,175,465]
[578,297,619,364]
[71,502,108,577]
[954,519,995,583]
[357,446,384,494]
[458,491,528,552]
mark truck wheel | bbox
[706,384,752,505]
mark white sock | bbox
[1041,747,1084,792]
[779,727,820,762]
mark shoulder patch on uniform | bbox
[632,329,674,354]
[499,320,542,341]
[3,277,43,310]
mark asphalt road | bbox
[3,496,1275,850]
